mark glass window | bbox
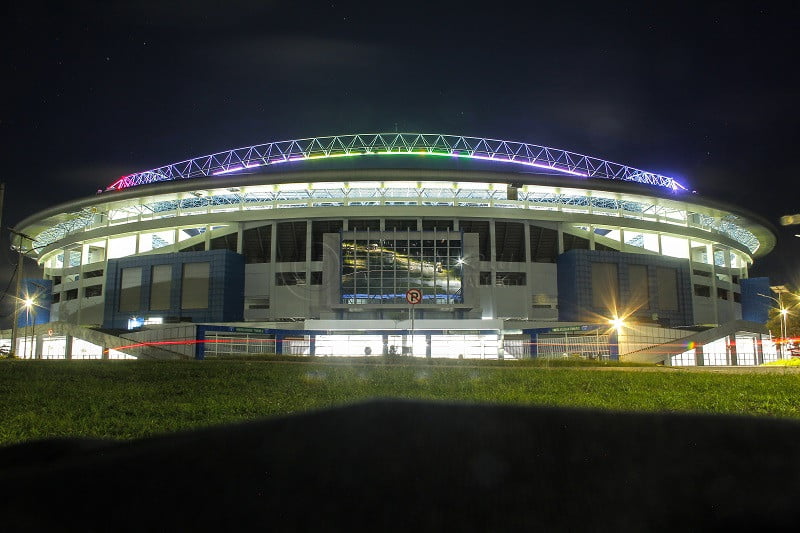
[341,234,463,304]
[495,272,526,286]
[119,267,142,312]
[657,267,679,310]
[150,265,172,310]
[591,262,618,310]
[629,264,649,309]
[181,262,209,309]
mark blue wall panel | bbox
[740,277,772,323]
[17,279,53,327]
[103,250,244,329]
[556,250,693,327]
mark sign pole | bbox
[411,304,415,354]
[405,288,422,357]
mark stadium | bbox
[2,133,783,365]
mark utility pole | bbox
[8,228,34,358]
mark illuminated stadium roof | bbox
[15,132,778,263]
[105,133,689,192]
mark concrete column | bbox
[524,222,531,262]
[34,333,43,360]
[64,334,73,360]
[710,246,719,325]
[497,332,504,360]
[728,334,738,366]
[756,333,765,365]
[695,344,704,366]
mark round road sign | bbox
[405,288,423,305]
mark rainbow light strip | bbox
[209,151,588,177]
[106,133,688,192]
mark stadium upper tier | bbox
[15,133,775,263]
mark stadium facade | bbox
[4,133,782,364]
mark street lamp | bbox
[758,291,790,358]
[22,297,36,359]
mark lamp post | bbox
[22,298,35,359]
[7,228,36,358]
[758,291,790,358]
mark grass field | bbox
[2,357,800,445]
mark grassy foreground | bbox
[1,358,800,445]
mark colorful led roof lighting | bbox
[104,133,688,192]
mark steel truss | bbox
[105,133,688,192]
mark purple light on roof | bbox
[212,166,243,176]
[212,162,264,176]
[468,154,587,177]
[107,134,686,192]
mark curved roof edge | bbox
[16,167,776,258]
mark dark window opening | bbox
[563,233,590,252]
[529,225,558,262]
[422,219,453,231]
[84,285,102,298]
[694,285,711,297]
[276,272,306,286]
[479,271,492,285]
[65,288,78,301]
[385,219,417,231]
[210,233,238,252]
[242,225,272,264]
[494,221,526,262]
[495,272,526,286]
[179,242,205,253]
[594,242,617,252]
[311,220,343,261]
[348,219,380,231]
[276,221,307,262]
[459,221,490,261]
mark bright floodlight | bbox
[23,298,34,308]
[609,317,625,330]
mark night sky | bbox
[2,1,799,297]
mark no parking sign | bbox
[405,288,422,305]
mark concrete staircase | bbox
[3,321,190,360]
[621,320,770,365]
